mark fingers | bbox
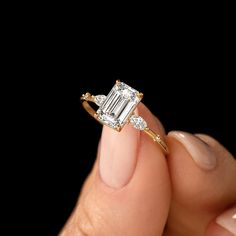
[165,131,236,236]
[60,104,171,236]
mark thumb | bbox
[60,104,171,236]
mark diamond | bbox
[96,82,142,130]
[82,92,91,100]
[155,135,161,141]
[95,95,106,106]
[130,115,147,130]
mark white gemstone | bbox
[96,82,142,130]
[130,115,147,130]
[154,135,161,141]
[95,95,106,106]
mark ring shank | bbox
[81,99,97,118]
[144,128,169,153]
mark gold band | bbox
[81,93,96,117]
[81,92,169,154]
[143,128,169,154]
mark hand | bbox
[60,104,236,236]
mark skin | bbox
[60,104,236,236]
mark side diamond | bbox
[154,135,161,141]
[130,115,147,130]
[95,95,106,106]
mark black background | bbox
[8,15,235,235]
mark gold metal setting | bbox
[81,83,169,154]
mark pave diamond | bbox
[95,95,106,106]
[130,115,147,130]
[155,135,161,141]
[96,82,142,130]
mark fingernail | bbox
[99,123,140,188]
[168,131,217,170]
[216,206,236,235]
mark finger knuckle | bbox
[76,201,108,236]
[74,203,95,235]
[61,194,110,236]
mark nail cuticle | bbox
[168,131,217,170]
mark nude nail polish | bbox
[168,131,217,170]
[99,124,140,188]
[216,206,236,235]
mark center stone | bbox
[96,82,142,130]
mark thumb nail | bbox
[168,131,217,170]
[216,206,236,235]
[99,123,140,189]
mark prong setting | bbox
[116,80,121,85]
[96,82,143,131]
[81,81,169,154]
[137,92,144,99]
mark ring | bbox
[81,80,169,154]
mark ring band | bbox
[81,81,169,154]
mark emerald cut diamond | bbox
[96,82,142,130]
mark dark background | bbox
[8,13,235,235]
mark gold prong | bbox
[116,80,121,85]
[81,93,86,100]
[116,126,122,132]
[83,92,91,98]
[137,92,144,99]
[81,92,94,102]
[91,95,95,102]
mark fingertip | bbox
[165,131,236,235]
[94,103,171,234]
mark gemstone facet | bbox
[130,115,147,130]
[96,82,142,130]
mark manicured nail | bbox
[216,206,236,235]
[99,123,140,188]
[168,131,217,170]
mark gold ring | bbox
[81,80,169,154]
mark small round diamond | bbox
[95,95,106,106]
[155,135,161,141]
[130,115,147,130]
